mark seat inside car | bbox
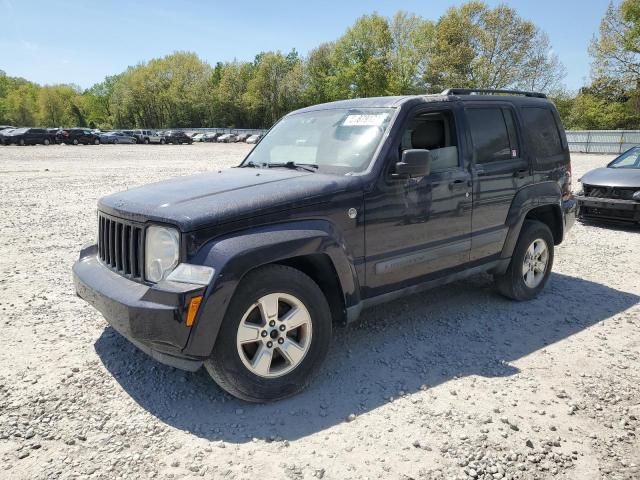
[401,113,459,172]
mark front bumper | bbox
[576,196,640,224]
[73,244,206,371]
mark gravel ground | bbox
[0,143,638,480]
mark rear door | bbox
[463,102,532,261]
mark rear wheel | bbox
[72,139,79,145]
[113,139,118,144]
[43,138,50,146]
[494,220,554,301]
[93,138,100,145]
[205,264,332,402]
[144,138,150,144]
[160,139,165,145]
[19,138,25,146]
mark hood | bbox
[98,167,362,231]
[580,167,640,189]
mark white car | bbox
[246,134,262,144]
[192,133,207,142]
[217,133,238,143]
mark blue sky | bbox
[0,0,611,91]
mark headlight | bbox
[633,190,640,202]
[145,226,180,282]
[166,263,215,285]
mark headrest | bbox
[411,121,445,150]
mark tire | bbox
[113,139,118,144]
[93,138,99,145]
[205,264,332,402]
[72,139,79,145]
[494,220,554,301]
[144,138,149,144]
[160,139,165,145]
[43,138,50,146]
[19,138,25,146]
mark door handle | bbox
[514,169,528,179]
[449,179,467,190]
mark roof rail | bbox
[440,88,547,99]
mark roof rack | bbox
[440,88,547,99]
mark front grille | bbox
[98,213,144,280]
[584,184,636,200]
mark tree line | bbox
[0,1,638,131]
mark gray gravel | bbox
[0,144,638,479]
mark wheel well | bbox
[525,205,562,245]
[274,254,346,324]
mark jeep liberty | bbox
[73,88,576,402]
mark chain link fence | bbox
[567,130,640,154]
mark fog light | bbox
[166,263,214,285]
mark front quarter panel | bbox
[182,220,361,358]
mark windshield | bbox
[242,108,394,174]
[609,147,640,169]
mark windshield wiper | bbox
[266,161,319,173]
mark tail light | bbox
[562,161,572,200]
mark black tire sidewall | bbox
[206,265,332,402]
[506,221,554,300]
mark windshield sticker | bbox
[342,113,388,127]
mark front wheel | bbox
[43,138,50,146]
[494,220,554,301]
[93,138,100,145]
[160,139,165,144]
[144,138,150,144]
[205,264,332,402]
[72,139,79,145]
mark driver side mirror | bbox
[393,149,432,179]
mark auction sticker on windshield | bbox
[342,113,388,127]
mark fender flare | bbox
[182,220,360,357]
[500,181,563,261]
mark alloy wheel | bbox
[522,238,549,288]
[236,292,312,378]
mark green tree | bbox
[332,13,393,98]
[424,2,565,93]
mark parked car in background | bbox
[0,125,15,131]
[236,133,251,142]
[246,134,262,144]
[192,133,207,142]
[0,127,16,144]
[576,145,640,225]
[0,127,56,145]
[204,132,221,142]
[57,128,101,145]
[99,131,137,144]
[148,131,166,144]
[217,133,238,143]
[131,129,161,144]
[164,130,193,144]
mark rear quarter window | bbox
[521,107,563,160]
[466,107,519,163]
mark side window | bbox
[521,107,563,159]
[400,110,460,174]
[466,107,519,163]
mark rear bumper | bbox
[576,196,640,224]
[73,244,206,371]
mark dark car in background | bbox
[164,130,193,144]
[577,146,640,225]
[99,131,137,144]
[57,128,101,145]
[0,127,56,145]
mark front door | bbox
[363,105,473,298]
